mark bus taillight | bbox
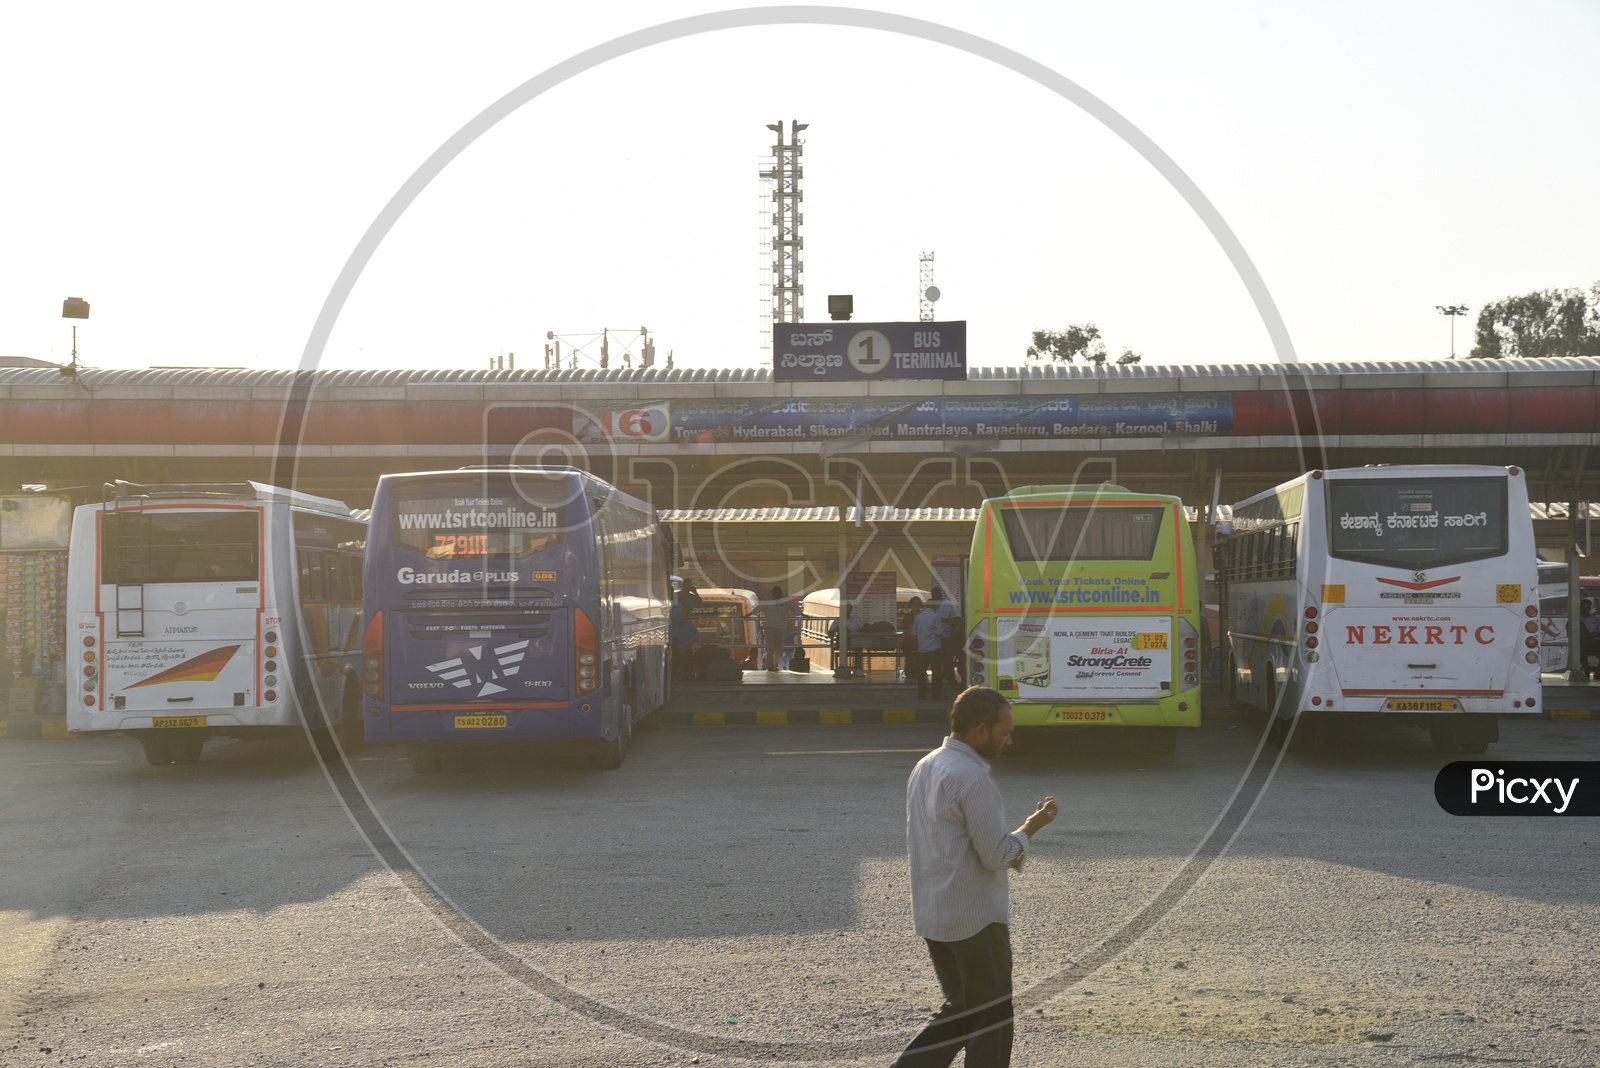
[1178,618,1200,687]
[575,608,600,695]
[362,611,384,700]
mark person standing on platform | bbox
[762,585,793,672]
[931,587,962,692]
[911,596,946,700]
[894,686,1059,1068]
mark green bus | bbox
[965,485,1202,751]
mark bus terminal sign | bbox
[773,321,967,381]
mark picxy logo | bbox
[1435,761,1597,816]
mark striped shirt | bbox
[905,736,1028,942]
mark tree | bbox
[1470,281,1600,359]
[1026,325,1106,364]
[1117,347,1142,365]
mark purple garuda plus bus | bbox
[361,467,671,772]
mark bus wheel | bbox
[1455,716,1496,755]
[312,728,341,762]
[1264,675,1291,746]
[168,738,205,765]
[592,719,629,770]
[438,745,469,774]
[407,743,442,774]
[1143,727,1177,754]
[1429,723,1459,754]
[140,738,173,765]
[337,684,365,755]
[1288,712,1323,755]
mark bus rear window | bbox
[999,505,1164,562]
[389,486,565,560]
[1327,477,1508,568]
[102,511,259,584]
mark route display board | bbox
[562,394,1233,446]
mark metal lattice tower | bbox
[762,120,807,325]
[919,252,936,322]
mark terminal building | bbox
[6,355,1600,717]
[4,356,1600,595]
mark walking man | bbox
[895,686,1058,1068]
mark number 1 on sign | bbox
[847,329,893,375]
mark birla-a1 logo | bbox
[425,640,530,697]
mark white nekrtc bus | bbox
[1217,465,1542,753]
[67,481,366,765]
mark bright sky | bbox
[3,2,1596,374]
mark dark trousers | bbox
[893,922,1014,1068]
[937,637,961,691]
[908,649,941,698]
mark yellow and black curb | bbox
[0,719,75,740]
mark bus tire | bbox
[312,727,341,762]
[168,738,205,765]
[141,738,172,765]
[1429,723,1459,754]
[407,743,442,774]
[438,745,468,774]
[637,703,664,732]
[1287,712,1323,755]
[1265,674,1291,746]
[592,716,630,770]
[1143,726,1177,754]
[1456,715,1496,754]
[337,683,365,755]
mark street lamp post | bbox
[1436,304,1469,359]
[61,297,90,376]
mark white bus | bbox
[1216,465,1542,753]
[67,481,366,765]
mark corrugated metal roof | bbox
[1531,502,1600,520]
[847,507,980,523]
[661,507,840,523]
[4,356,1600,389]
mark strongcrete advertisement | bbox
[1002,615,1174,699]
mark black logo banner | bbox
[1435,761,1600,816]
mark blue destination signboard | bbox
[654,394,1232,443]
[773,321,967,381]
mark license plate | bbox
[1134,633,1168,651]
[1387,699,1457,712]
[153,716,206,728]
[454,714,508,729]
[1055,708,1108,722]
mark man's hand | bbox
[1019,796,1059,838]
